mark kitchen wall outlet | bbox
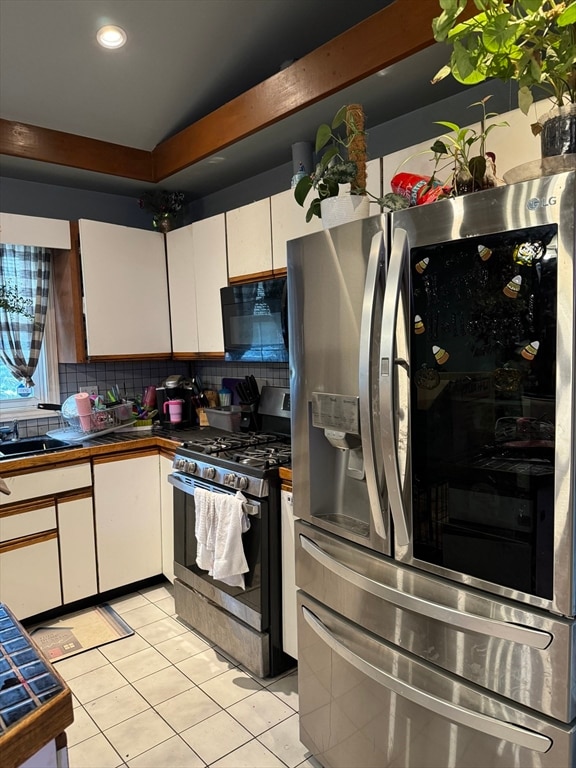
[80,386,99,397]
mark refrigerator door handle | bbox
[302,605,552,754]
[380,227,410,545]
[359,230,388,540]
[300,533,553,650]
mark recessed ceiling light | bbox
[97,25,127,49]
[207,156,226,164]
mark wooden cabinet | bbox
[270,189,322,272]
[0,462,92,620]
[54,220,172,361]
[78,219,171,358]
[0,535,61,620]
[93,451,162,592]
[166,213,227,358]
[281,485,298,659]
[159,453,175,583]
[0,213,71,249]
[57,493,97,603]
[226,198,273,281]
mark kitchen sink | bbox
[0,436,75,459]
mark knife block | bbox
[239,404,261,432]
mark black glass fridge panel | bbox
[410,225,557,598]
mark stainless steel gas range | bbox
[168,386,294,678]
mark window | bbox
[0,246,60,420]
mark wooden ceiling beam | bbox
[0,119,154,181]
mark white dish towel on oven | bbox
[194,488,250,589]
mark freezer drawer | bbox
[298,593,575,768]
[296,520,575,722]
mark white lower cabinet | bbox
[93,453,162,592]
[0,535,62,620]
[281,488,298,659]
[57,494,97,603]
[159,454,175,583]
[0,465,91,620]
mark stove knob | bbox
[237,476,249,491]
[185,461,197,474]
[204,467,216,480]
[223,473,234,486]
[174,458,186,471]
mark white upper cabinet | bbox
[270,189,322,271]
[78,219,171,357]
[166,213,227,355]
[226,198,272,280]
[166,223,198,354]
[0,213,71,248]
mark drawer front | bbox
[0,463,91,505]
[298,594,574,768]
[296,520,574,721]
[0,505,57,542]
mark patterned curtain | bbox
[0,244,51,387]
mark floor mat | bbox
[29,603,133,661]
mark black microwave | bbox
[220,276,288,362]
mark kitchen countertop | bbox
[0,603,73,768]
[0,427,199,474]
[0,427,293,477]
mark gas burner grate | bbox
[234,445,292,468]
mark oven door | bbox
[169,472,267,631]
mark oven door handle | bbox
[168,473,260,516]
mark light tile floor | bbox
[56,583,321,768]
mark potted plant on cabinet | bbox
[138,190,187,232]
[431,0,576,162]
[428,96,508,195]
[391,96,508,202]
[294,104,372,227]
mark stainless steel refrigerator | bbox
[287,171,575,768]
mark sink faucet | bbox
[0,420,19,442]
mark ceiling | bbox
[0,0,468,199]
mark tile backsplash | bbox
[19,359,289,437]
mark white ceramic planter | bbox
[320,194,371,230]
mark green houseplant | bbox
[392,96,508,199]
[429,96,508,194]
[432,0,576,156]
[294,104,370,223]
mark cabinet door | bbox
[0,536,62,619]
[159,454,174,583]
[271,190,323,271]
[226,199,272,280]
[79,219,171,357]
[58,494,97,603]
[166,223,199,354]
[193,214,227,353]
[281,488,298,659]
[166,214,227,355]
[0,213,71,249]
[93,453,162,592]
